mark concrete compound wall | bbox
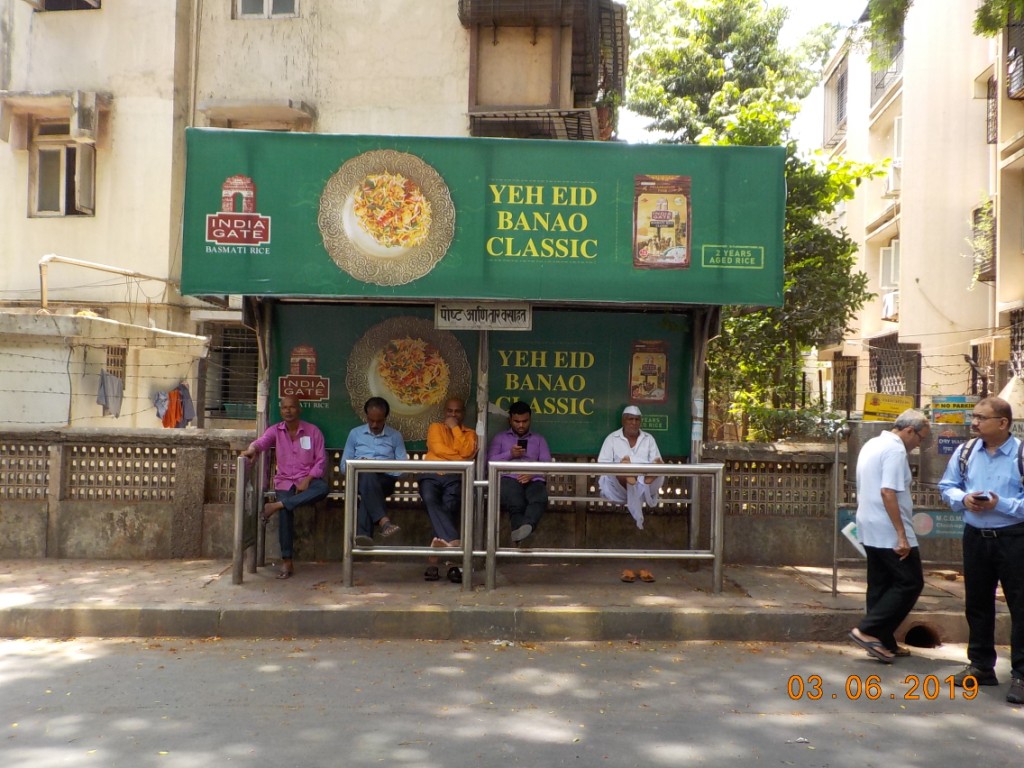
[0,431,967,567]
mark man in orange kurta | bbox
[418,398,478,546]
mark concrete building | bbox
[0,0,627,429]
[815,1,1022,414]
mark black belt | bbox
[968,522,1024,538]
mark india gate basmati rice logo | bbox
[278,345,330,402]
[206,175,272,247]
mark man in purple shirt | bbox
[241,395,328,579]
[487,400,552,544]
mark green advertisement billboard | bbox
[183,130,784,307]
[271,304,691,456]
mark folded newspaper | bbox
[841,521,867,558]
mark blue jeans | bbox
[274,478,329,559]
[357,473,397,537]
[418,473,463,542]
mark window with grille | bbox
[832,356,857,416]
[987,76,998,143]
[823,56,848,148]
[868,334,920,403]
[1009,12,1024,99]
[970,343,992,397]
[208,326,258,417]
[105,345,126,380]
[1011,309,1024,378]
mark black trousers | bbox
[858,545,924,651]
[499,476,547,531]
[963,523,1024,677]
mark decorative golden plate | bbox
[318,150,456,286]
[346,316,471,441]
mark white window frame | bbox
[883,116,903,198]
[234,0,298,20]
[29,119,95,217]
[879,238,900,291]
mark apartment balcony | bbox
[460,0,627,140]
[871,44,904,107]
[468,107,598,140]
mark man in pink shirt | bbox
[241,396,328,579]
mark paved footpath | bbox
[1,638,1020,768]
[0,558,1006,643]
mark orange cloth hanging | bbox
[162,389,183,428]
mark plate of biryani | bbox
[346,316,471,441]
[318,150,456,286]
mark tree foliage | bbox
[866,0,1024,49]
[627,0,879,440]
[630,0,837,142]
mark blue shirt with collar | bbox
[340,423,408,477]
[939,435,1024,528]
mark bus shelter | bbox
[182,130,785,586]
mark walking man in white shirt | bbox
[848,409,930,663]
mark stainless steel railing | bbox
[485,461,725,591]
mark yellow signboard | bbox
[862,392,915,422]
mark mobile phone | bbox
[517,438,528,449]
[974,493,991,502]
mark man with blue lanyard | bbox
[939,396,1024,705]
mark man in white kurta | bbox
[598,406,665,529]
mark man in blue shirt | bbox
[341,397,408,547]
[486,400,552,544]
[939,396,1024,705]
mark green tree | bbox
[630,0,836,142]
[628,0,878,440]
[867,0,1024,47]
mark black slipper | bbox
[447,566,462,583]
[424,565,440,581]
[848,630,894,664]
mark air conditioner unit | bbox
[881,290,900,321]
[883,163,902,197]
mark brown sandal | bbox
[638,569,655,583]
[620,569,637,583]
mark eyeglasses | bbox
[970,413,1003,422]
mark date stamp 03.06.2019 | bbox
[787,674,980,701]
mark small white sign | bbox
[435,302,532,331]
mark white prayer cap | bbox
[622,405,642,417]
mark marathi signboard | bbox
[435,301,532,331]
[269,304,690,455]
[181,131,785,307]
[862,392,915,422]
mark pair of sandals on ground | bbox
[424,537,462,583]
